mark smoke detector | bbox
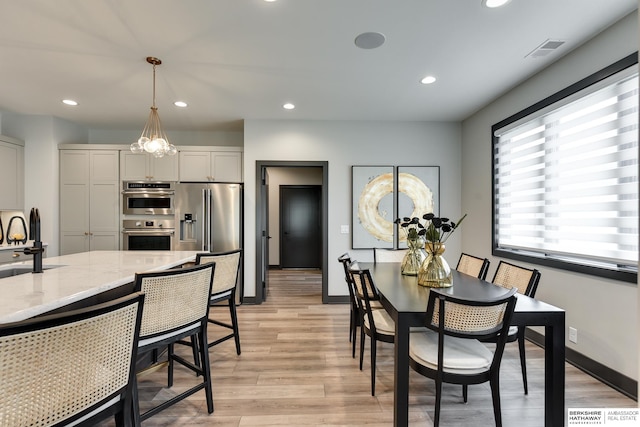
[525,39,566,58]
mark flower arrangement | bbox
[395,213,467,250]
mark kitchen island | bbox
[0,250,200,324]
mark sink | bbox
[0,265,62,279]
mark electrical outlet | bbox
[340,225,349,234]
[569,327,578,344]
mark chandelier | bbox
[130,57,177,157]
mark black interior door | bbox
[280,185,321,269]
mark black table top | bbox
[359,262,564,321]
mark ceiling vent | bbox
[525,39,565,58]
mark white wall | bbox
[462,12,638,379]
[266,167,323,266]
[1,113,88,256]
[244,120,461,298]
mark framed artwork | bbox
[397,166,439,246]
[352,166,395,249]
[397,166,439,216]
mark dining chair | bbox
[373,247,408,263]
[0,293,145,427]
[348,260,395,396]
[338,252,360,357]
[455,252,490,280]
[489,260,541,395]
[339,253,385,359]
[196,249,243,355]
[409,287,518,427]
[132,263,215,422]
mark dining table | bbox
[359,262,565,427]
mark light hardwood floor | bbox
[101,269,636,426]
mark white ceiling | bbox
[0,0,636,132]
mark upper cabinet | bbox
[179,149,242,182]
[120,151,178,181]
[0,136,25,210]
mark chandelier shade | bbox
[130,57,177,157]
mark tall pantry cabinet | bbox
[0,135,24,210]
[59,148,120,255]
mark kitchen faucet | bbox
[20,208,44,273]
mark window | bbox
[492,53,638,283]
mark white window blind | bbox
[494,67,638,271]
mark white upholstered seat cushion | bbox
[363,309,395,336]
[409,329,494,375]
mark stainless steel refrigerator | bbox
[174,182,243,300]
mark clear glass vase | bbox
[401,237,427,276]
[417,243,452,287]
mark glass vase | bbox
[417,243,452,287]
[401,237,427,276]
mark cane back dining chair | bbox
[373,247,408,263]
[338,252,360,358]
[348,260,395,396]
[0,293,145,427]
[132,263,215,422]
[489,260,541,395]
[195,249,243,355]
[409,287,518,427]
[455,252,490,280]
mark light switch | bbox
[340,225,349,234]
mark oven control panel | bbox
[122,219,175,230]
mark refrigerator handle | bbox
[207,188,212,251]
[202,188,207,251]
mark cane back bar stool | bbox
[132,263,215,422]
[0,293,145,427]
[195,249,243,355]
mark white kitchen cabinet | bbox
[59,149,120,255]
[179,150,242,182]
[0,136,24,210]
[120,151,178,181]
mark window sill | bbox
[492,248,637,284]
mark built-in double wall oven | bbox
[122,181,175,251]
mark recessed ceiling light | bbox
[62,99,78,106]
[283,103,295,110]
[264,0,277,2]
[482,0,511,8]
[354,32,386,50]
[174,101,188,108]
[420,76,437,85]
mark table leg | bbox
[394,314,410,427]
[545,312,565,427]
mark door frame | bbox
[255,161,328,303]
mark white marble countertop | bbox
[0,250,200,324]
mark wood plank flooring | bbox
[100,269,636,426]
